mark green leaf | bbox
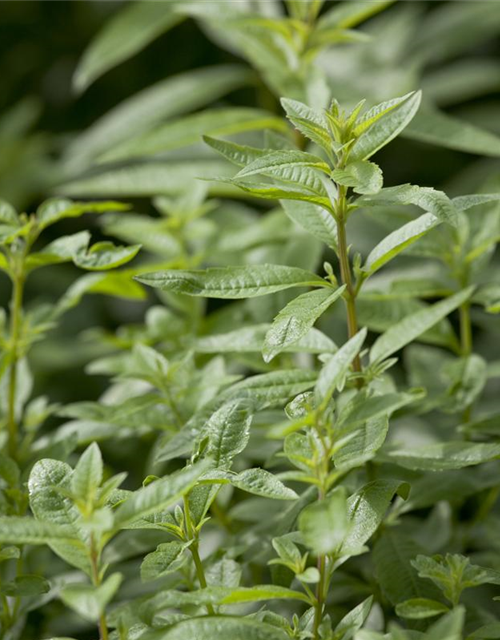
[195,324,336,357]
[1,575,50,597]
[145,615,290,640]
[379,442,500,471]
[333,596,374,640]
[331,160,383,195]
[28,459,91,573]
[351,92,422,160]
[425,607,465,640]
[71,442,103,505]
[280,98,331,152]
[0,517,75,545]
[299,488,349,556]
[135,265,326,299]
[404,106,500,157]
[70,65,250,164]
[315,328,367,404]
[317,1,394,30]
[339,390,423,430]
[370,288,474,363]
[281,199,337,248]
[36,198,130,230]
[203,468,298,500]
[263,287,345,362]
[140,541,189,583]
[221,585,309,604]
[334,416,389,472]
[341,481,410,557]
[235,150,331,183]
[363,213,440,276]
[204,135,267,167]
[357,184,458,227]
[72,241,141,271]
[395,598,449,620]
[100,108,287,162]
[373,530,439,606]
[57,159,235,198]
[73,1,183,92]
[114,460,209,528]
[0,200,19,224]
[204,400,254,469]
[60,573,123,622]
[411,554,500,605]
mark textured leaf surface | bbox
[136,265,326,298]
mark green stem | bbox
[459,301,472,357]
[183,496,215,615]
[7,273,25,460]
[336,209,362,377]
[89,535,108,640]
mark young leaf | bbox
[114,460,209,528]
[331,160,383,195]
[203,468,298,500]
[235,150,331,182]
[370,288,474,363]
[72,241,141,271]
[0,517,75,545]
[204,400,254,469]
[263,286,345,362]
[140,541,189,583]
[351,91,422,160]
[333,596,374,640]
[315,328,367,404]
[71,442,103,505]
[36,198,130,229]
[280,98,331,152]
[135,265,327,298]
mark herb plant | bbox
[1,2,500,640]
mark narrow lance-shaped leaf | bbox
[114,460,209,528]
[363,212,440,276]
[315,328,367,404]
[203,135,267,167]
[100,108,287,162]
[73,1,184,92]
[299,487,349,556]
[280,98,331,152]
[357,184,459,227]
[71,442,103,504]
[144,616,290,640]
[351,91,422,161]
[135,265,328,299]
[281,200,338,249]
[0,517,76,545]
[370,287,474,363]
[263,286,345,362]
[200,468,298,500]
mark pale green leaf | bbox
[357,184,458,227]
[114,461,209,528]
[203,135,267,167]
[280,98,331,151]
[148,615,290,640]
[315,328,367,404]
[363,212,440,276]
[379,442,500,471]
[395,598,449,619]
[263,287,345,362]
[351,91,421,160]
[140,541,189,583]
[71,443,103,504]
[60,573,122,622]
[100,108,287,162]
[370,288,474,363]
[299,488,349,556]
[70,65,250,164]
[73,2,183,92]
[331,160,383,195]
[0,517,75,545]
[72,241,141,271]
[281,199,337,248]
[135,265,326,299]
